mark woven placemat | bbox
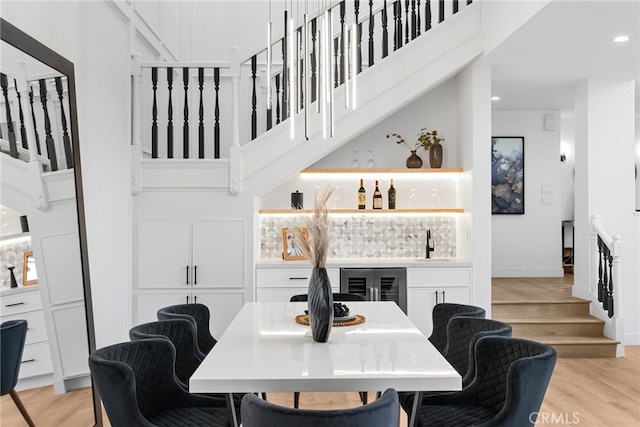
[295,314,365,327]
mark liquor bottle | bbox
[358,179,366,209]
[373,180,383,209]
[388,179,396,209]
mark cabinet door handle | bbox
[186,265,190,285]
[186,295,190,304]
[442,290,446,302]
[5,302,25,307]
[375,288,379,301]
[194,295,198,304]
[21,359,35,364]
[194,265,198,285]
[435,290,439,304]
[288,277,308,280]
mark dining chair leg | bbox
[293,391,300,408]
[359,391,368,404]
[9,389,35,427]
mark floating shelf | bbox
[300,168,464,174]
[259,208,464,214]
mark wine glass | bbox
[430,188,440,208]
[367,150,375,169]
[409,189,419,208]
[351,151,360,168]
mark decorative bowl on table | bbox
[333,302,356,322]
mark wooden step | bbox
[498,316,605,337]
[492,300,589,318]
[519,335,619,358]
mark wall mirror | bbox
[1,18,102,426]
[22,250,37,285]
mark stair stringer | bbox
[240,5,484,196]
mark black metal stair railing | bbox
[596,234,615,318]
[133,0,475,160]
[0,70,72,171]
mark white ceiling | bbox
[485,0,640,112]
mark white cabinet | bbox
[136,220,244,289]
[256,267,340,302]
[134,219,247,338]
[0,287,53,388]
[406,268,472,336]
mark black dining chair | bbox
[428,302,486,354]
[1,320,35,427]
[129,318,244,411]
[399,316,512,414]
[89,338,236,427]
[407,336,557,427]
[129,319,208,388]
[290,292,367,408]
[290,292,365,302]
[241,388,399,427]
[157,303,217,355]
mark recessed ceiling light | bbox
[490,96,500,101]
[614,35,630,43]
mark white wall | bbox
[574,79,639,345]
[491,110,563,277]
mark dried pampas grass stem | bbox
[292,186,334,268]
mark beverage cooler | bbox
[340,268,407,313]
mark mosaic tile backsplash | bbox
[1,237,32,289]
[261,215,457,259]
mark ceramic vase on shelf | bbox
[429,143,443,168]
[406,150,423,168]
[308,267,334,343]
[8,266,18,288]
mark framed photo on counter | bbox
[282,227,308,261]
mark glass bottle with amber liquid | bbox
[373,180,383,209]
[358,179,366,209]
[388,179,396,209]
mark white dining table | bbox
[190,301,461,426]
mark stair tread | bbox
[493,299,586,304]
[496,316,604,324]
[516,335,619,345]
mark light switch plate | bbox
[541,195,555,205]
[541,184,554,194]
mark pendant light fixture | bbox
[266,0,272,121]
[289,0,296,139]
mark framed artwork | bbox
[23,251,38,285]
[491,136,525,214]
[282,227,308,261]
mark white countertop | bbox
[0,285,40,297]
[256,258,472,268]
[190,301,461,394]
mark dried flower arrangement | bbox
[386,129,444,151]
[292,186,334,268]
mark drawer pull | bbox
[5,302,25,307]
[21,359,35,364]
[288,277,308,280]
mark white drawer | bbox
[3,311,48,344]
[407,268,471,287]
[1,291,42,316]
[19,342,53,379]
[257,268,339,288]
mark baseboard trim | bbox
[491,268,565,278]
